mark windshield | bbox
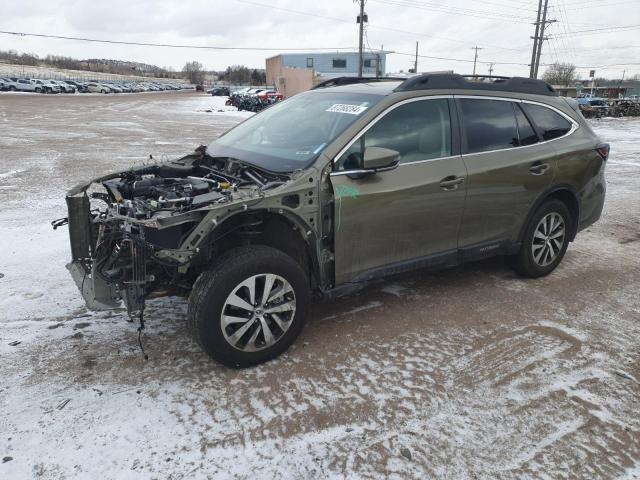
[207,90,383,172]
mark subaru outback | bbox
[56,74,608,367]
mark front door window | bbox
[335,98,452,171]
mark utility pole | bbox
[414,41,419,74]
[529,0,543,78]
[530,0,556,79]
[357,0,366,77]
[488,63,495,76]
[472,46,482,77]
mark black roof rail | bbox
[393,73,557,96]
[312,76,406,90]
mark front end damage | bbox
[58,147,326,320]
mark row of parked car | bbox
[224,87,285,112]
[577,95,640,118]
[0,77,191,94]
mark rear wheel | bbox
[510,199,571,278]
[35,87,42,93]
[188,245,310,368]
[9,86,16,91]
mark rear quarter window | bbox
[522,103,573,141]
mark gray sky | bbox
[1,0,639,79]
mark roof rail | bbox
[311,76,406,90]
[394,73,557,96]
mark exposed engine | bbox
[67,152,291,317]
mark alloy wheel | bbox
[220,273,296,352]
[531,212,565,267]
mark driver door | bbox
[330,97,468,284]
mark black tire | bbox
[9,86,16,91]
[35,87,42,93]
[510,199,571,278]
[188,245,310,368]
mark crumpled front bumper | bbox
[67,260,121,310]
[66,192,121,311]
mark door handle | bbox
[529,162,549,175]
[439,176,464,190]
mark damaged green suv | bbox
[58,74,608,367]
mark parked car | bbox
[29,79,60,93]
[195,84,205,92]
[44,79,64,93]
[63,80,88,93]
[257,90,284,101]
[14,78,37,92]
[577,96,609,118]
[86,83,110,93]
[1,77,18,91]
[56,74,608,367]
[53,80,76,93]
[107,84,123,93]
[208,86,230,96]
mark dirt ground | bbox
[0,91,639,480]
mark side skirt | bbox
[321,239,519,299]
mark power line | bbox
[552,24,640,36]
[231,0,527,52]
[0,30,356,51]
[371,0,533,23]
[389,51,640,69]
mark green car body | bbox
[60,74,607,366]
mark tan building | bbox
[266,51,389,98]
[266,55,315,98]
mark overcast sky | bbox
[1,0,639,79]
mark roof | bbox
[309,74,558,97]
[311,81,403,95]
[266,51,393,61]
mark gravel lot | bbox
[1,91,639,479]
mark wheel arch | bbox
[198,210,321,289]
[519,184,581,243]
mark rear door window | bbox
[521,103,573,140]
[460,99,519,154]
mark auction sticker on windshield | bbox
[326,104,368,115]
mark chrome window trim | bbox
[331,95,452,172]
[454,95,579,157]
[331,94,580,174]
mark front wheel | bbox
[510,199,571,278]
[188,245,310,367]
[35,87,42,93]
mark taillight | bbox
[596,143,610,161]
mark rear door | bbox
[330,97,468,284]
[456,97,557,249]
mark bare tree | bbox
[183,61,205,84]
[542,62,577,86]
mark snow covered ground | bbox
[0,93,639,479]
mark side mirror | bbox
[363,147,400,172]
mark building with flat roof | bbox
[266,51,389,97]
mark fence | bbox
[0,62,189,84]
